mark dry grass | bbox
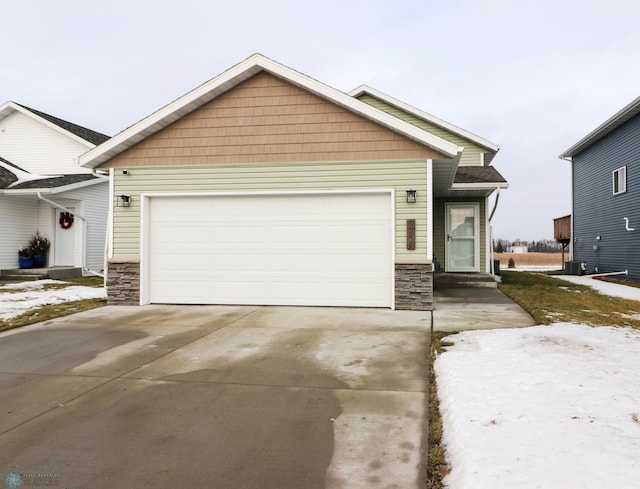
[0,277,106,332]
[0,298,106,332]
[498,271,640,328]
[427,332,452,489]
[494,252,563,268]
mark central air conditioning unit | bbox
[564,260,585,275]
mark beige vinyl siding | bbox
[99,72,447,168]
[433,198,487,273]
[112,160,430,261]
[357,95,489,167]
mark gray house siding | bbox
[572,113,640,280]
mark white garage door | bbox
[146,192,393,307]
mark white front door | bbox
[445,203,480,272]
[54,208,76,266]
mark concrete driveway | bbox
[0,305,430,488]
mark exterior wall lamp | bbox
[405,189,417,203]
[117,194,131,207]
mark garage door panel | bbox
[148,193,392,307]
[268,225,327,243]
[268,253,329,272]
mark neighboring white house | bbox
[507,246,528,254]
[0,102,110,272]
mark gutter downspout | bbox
[92,169,111,287]
[37,192,104,278]
[560,155,574,261]
[488,187,501,222]
[488,188,501,277]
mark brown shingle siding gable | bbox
[98,72,448,168]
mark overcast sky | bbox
[3,0,639,240]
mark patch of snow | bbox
[0,280,106,320]
[555,274,640,302]
[435,323,640,489]
[512,265,563,272]
[0,279,68,290]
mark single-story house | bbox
[0,102,110,273]
[560,95,640,281]
[79,54,508,310]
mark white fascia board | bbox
[80,54,459,168]
[559,95,640,159]
[349,85,500,153]
[450,181,509,191]
[0,101,95,149]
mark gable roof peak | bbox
[79,55,462,168]
[559,95,640,159]
[0,101,110,146]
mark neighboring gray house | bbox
[560,96,640,281]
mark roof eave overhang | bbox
[450,182,509,191]
[80,54,459,169]
[559,95,640,159]
[349,85,501,153]
[0,176,106,195]
[443,182,509,198]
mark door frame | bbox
[445,202,480,272]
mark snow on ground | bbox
[436,276,640,488]
[435,323,640,489]
[0,280,106,320]
[513,265,563,272]
[554,274,640,302]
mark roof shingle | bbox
[16,104,110,146]
[454,166,507,184]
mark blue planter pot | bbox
[33,255,47,268]
[19,257,33,269]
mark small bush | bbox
[508,258,515,268]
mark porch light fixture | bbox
[118,194,131,207]
[405,189,417,203]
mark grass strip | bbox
[498,271,640,329]
[427,331,452,489]
[0,298,106,332]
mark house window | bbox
[613,166,627,195]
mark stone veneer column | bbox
[106,260,140,305]
[395,262,433,311]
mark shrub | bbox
[29,231,50,256]
[508,257,516,268]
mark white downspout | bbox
[92,168,111,287]
[36,192,104,278]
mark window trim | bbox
[613,166,627,195]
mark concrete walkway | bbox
[433,283,536,332]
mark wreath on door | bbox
[59,212,74,229]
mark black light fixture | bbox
[118,194,131,207]
[406,189,417,203]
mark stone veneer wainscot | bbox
[106,261,140,305]
[395,262,433,311]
